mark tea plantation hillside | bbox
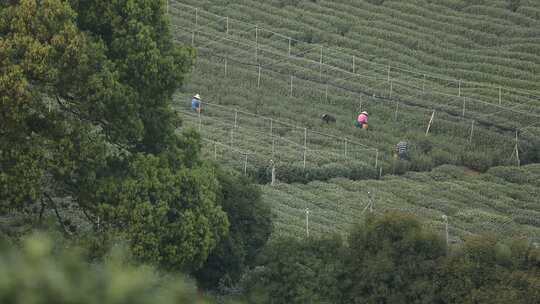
[263,164,540,243]
[170,0,540,175]
[168,0,540,241]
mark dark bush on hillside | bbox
[241,212,540,304]
[270,162,378,184]
[460,150,493,172]
[486,166,529,184]
[507,0,521,12]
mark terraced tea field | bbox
[170,0,540,172]
[169,0,540,241]
[263,164,540,243]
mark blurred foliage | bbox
[0,234,211,304]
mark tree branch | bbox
[43,192,72,236]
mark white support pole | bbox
[325,84,329,102]
[515,130,520,167]
[288,37,291,57]
[389,80,393,98]
[214,142,217,160]
[243,154,248,175]
[303,127,307,169]
[394,101,399,121]
[270,118,273,136]
[224,58,228,76]
[442,215,449,249]
[375,149,379,168]
[426,110,435,136]
[234,110,238,129]
[271,160,276,186]
[458,79,462,97]
[48,99,52,113]
[272,137,275,158]
[230,128,234,147]
[226,16,229,35]
[305,208,310,237]
[319,46,323,81]
[379,167,383,179]
[195,8,198,27]
[352,55,356,74]
[422,74,426,93]
[191,31,195,46]
[198,109,202,131]
[387,65,391,83]
[499,87,502,105]
[368,192,373,213]
[290,75,293,96]
[469,120,475,143]
[462,98,466,117]
[257,65,261,88]
[344,138,348,157]
[166,0,168,14]
[255,25,258,63]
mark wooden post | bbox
[469,120,475,143]
[426,110,435,136]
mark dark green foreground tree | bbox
[0,0,232,271]
[243,211,540,304]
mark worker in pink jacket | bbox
[356,111,369,129]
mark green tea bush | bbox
[486,166,529,184]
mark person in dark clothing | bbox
[321,113,336,124]
[395,141,409,160]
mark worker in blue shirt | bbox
[191,93,201,113]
